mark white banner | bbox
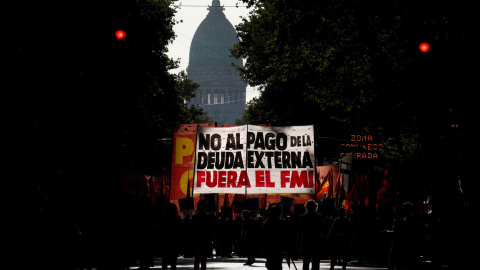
[193,125,315,194]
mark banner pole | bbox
[191,124,200,199]
[265,194,267,213]
[313,124,317,201]
[245,124,249,198]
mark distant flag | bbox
[333,169,341,199]
[336,172,343,207]
[162,172,170,201]
[316,166,332,200]
[145,175,152,198]
[346,176,357,204]
[346,168,371,206]
[318,175,330,199]
[327,164,338,199]
[224,193,230,207]
[375,169,389,213]
[337,173,353,213]
[315,167,323,198]
[343,199,352,214]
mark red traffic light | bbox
[115,30,126,40]
[419,42,430,53]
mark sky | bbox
[166,0,260,102]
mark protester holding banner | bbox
[298,200,326,270]
[263,204,289,270]
[190,200,214,270]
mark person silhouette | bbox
[191,200,214,270]
[263,204,289,270]
[298,200,325,270]
[241,210,258,266]
[160,203,181,270]
[388,202,424,270]
[327,208,353,270]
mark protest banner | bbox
[193,125,315,194]
[194,125,248,194]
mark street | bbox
[127,256,389,270]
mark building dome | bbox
[188,0,243,71]
[187,0,246,125]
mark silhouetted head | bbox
[166,203,178,217]
[402,202,414,216]
[242,209,250,219]
[305,200,318,213]
[337,208,346,217]
[268,204,282,220]
[197,199,207,213]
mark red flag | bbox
[315,168,322,195]
[316,166,332,200]
[343,195,352,214]
[327,165,337,199]
[162,172,170,201]
[347,168,371,206]
[145,175,152,198]
[315,166,325,196]
[336,173,343,206]
[334,170,341,199]
[317,174,331,200]
[375,169,389,213]
[346,177,357,203]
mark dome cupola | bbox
[188,0,243,71]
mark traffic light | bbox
[115,29,126,40]
[419,42,430,53]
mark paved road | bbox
[129,256,388,270]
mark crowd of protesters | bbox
[17,185,479,270]
[159,199,428,270]
[169,198,478,270]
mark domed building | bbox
[187,0,247,124]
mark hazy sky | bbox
[166,0,260,102]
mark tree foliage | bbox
[8,0,209,186]
[176,70,214,124]
[232,0,470,166]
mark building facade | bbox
[187,0,247,124]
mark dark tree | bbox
[7,1,210,268]
[232,0,478,213]
[8,0,211,181]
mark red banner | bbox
[170,124,220,210]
